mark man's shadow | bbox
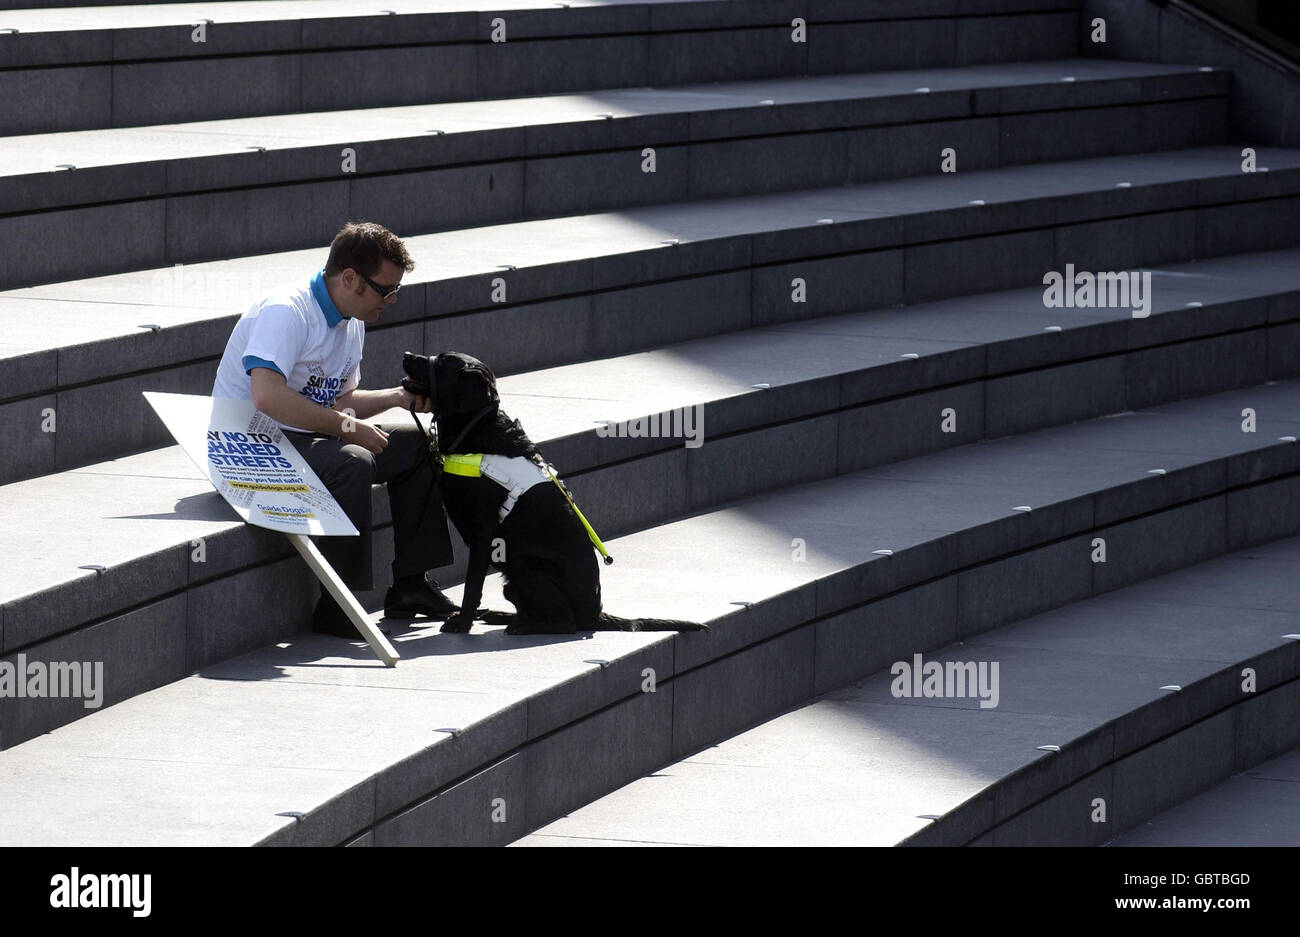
[109,495,606,681]
[111,491,230,522]
[198,613,600,683]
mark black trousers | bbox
[285,421,454,592]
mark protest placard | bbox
[144,392,398,665]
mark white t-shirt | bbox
[212,270,363,432]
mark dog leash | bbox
[400,401,495,476]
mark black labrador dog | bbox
[402,350,705,636]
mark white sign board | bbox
[144,392,357,537]
[144,392,398,666]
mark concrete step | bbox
[518,535,1300,846]
[4,240,1299,747]
[5,144,1300,483]
[0,0,1081,134]
[1110,748,1300,847]
[0,377,1297,844]
[0,60,1229,276]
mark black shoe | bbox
[384,578,459,619]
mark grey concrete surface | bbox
[814,578,960,695]
[671,626,817,758]
[5,144,1299,407]
[0,1,1091,133]
[7,228,1300,496]
[1110,709,1238,831]
[2,111,1260,291]
[525,699,1095,846]
[373,754,528,847]
[520,531,1300,846]
[1234,679,1300,772]
[954,535,1094,637]
[3,0,1296,844]
[1092,497,1228,594]
[3,377,1300,839]
[1083,0,1300,148]
[1,235,1294,640]
[989,768,1116,847]
[1111,748,1300,846]
[6,60,1217,213]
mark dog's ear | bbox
[463,361,499,408]
[433,352,499,416]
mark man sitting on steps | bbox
[212,221,458,636]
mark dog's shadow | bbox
[384,610,598,650]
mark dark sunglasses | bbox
[357,271,402,300]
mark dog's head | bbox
[402,350,499,419]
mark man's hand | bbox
[398,387,434,413]
[340,419,389,455]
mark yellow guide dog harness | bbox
[441,453,614,564]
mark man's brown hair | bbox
[324,221,414,279]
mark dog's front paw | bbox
[440,612,474,634]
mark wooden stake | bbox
[287,534,399,667]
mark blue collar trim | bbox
[311,269,345,328]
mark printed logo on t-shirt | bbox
[299,360,353,408]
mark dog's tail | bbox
[596,613,709,632]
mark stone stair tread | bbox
[0,59,1214,177]
[4,144,1297,379]
[1110,749,1300,846]
[0,378,1297,844]
[6,240,1300,614]
[0,0,681,33]
[519,538,1300,847]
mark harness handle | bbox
[543,467,614,565]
